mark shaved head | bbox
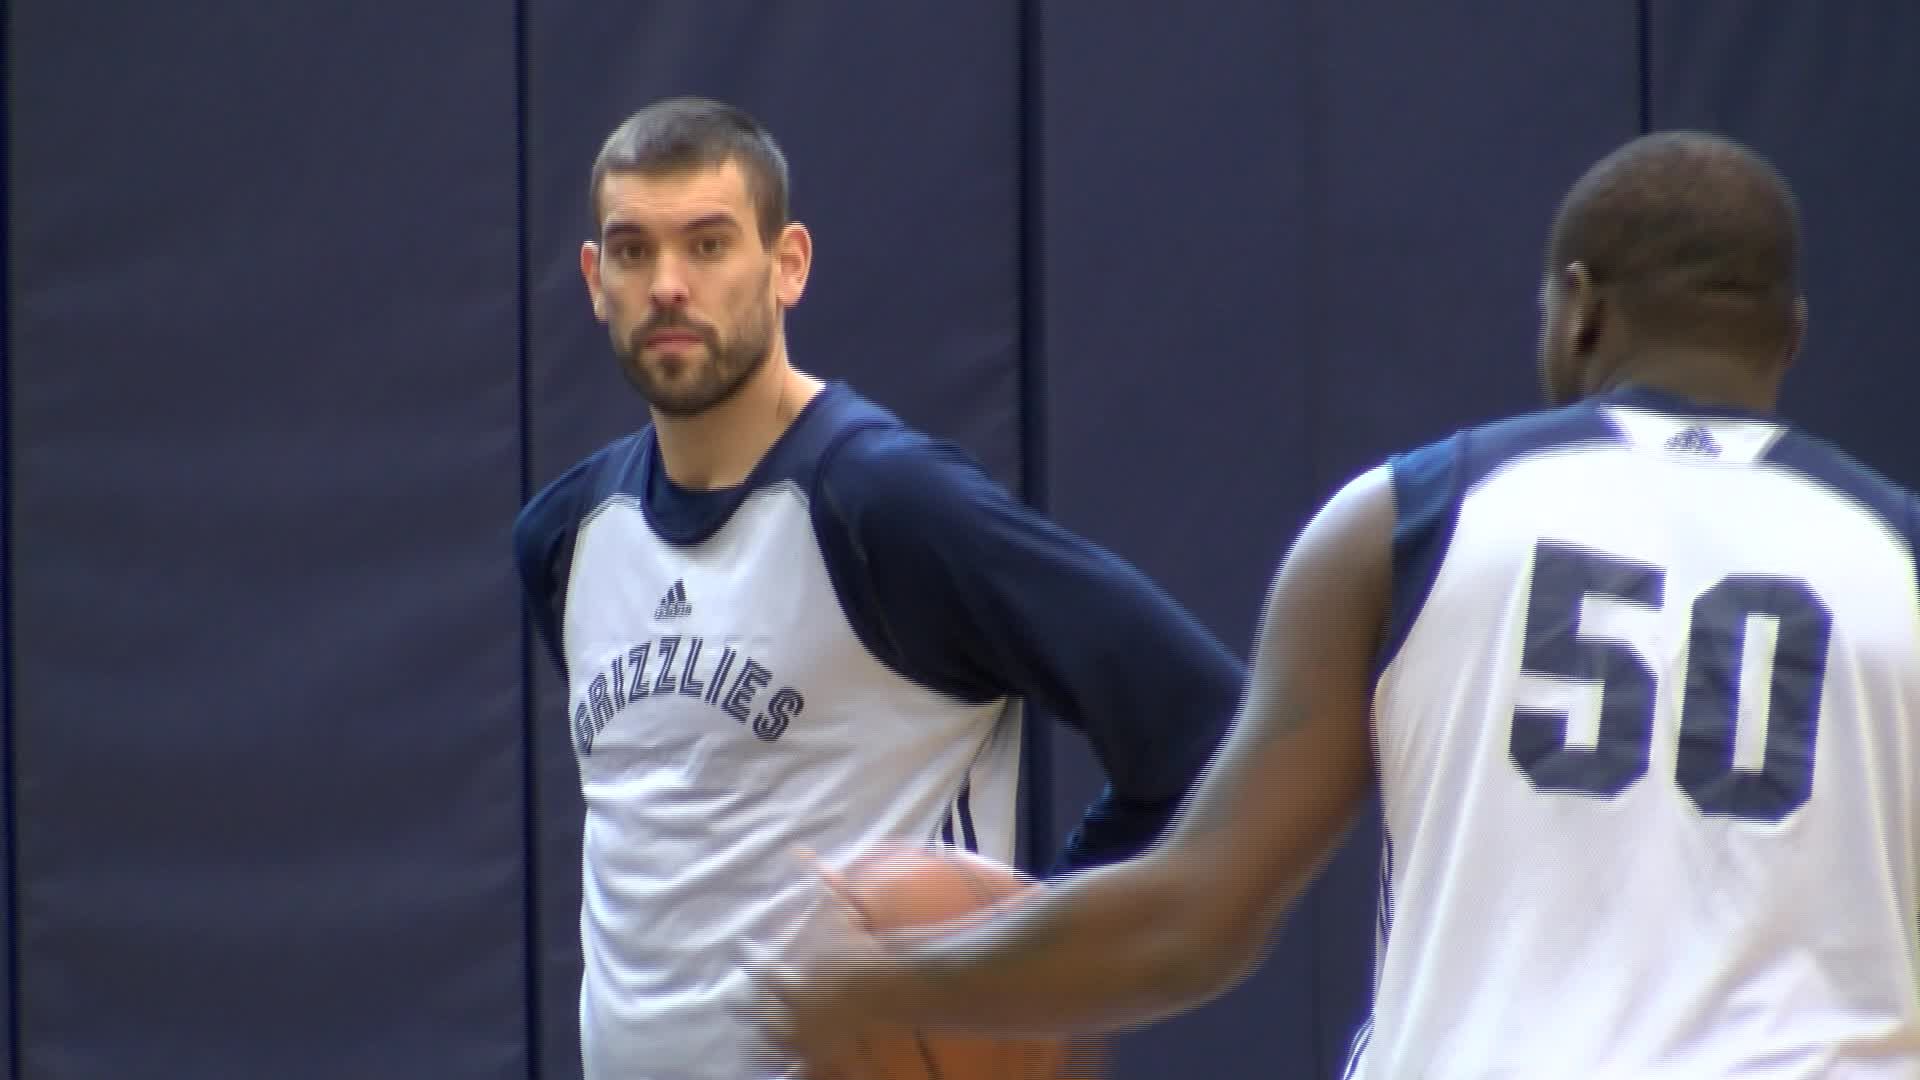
[1547,131,1801,355]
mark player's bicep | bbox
[1157,466,1391,953]
[830,433,1237,770]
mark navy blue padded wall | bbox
[1650,1,1920,488]
[8,5,528,1076]
[2,10,17,1073]
[1037,4,1322,1076]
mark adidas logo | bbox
[653,579,692,620]
[1664,425,1722,456]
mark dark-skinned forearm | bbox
[856,857,1239,1037]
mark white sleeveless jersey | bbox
[563,488,1020,1078]
[1349,387,1920,1079]
[515,386,1244,1076]
[517,390,1026,1079]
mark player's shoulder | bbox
[1387,399,1622,503]
[1763,423,1920,544]
[814,401,1005,522]
[514,431,649,549]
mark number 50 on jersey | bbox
[1510,539,1832,823]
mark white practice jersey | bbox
[1348,386,1920,1079]
[513,384,1240,1079]
[519,392,1017,1078]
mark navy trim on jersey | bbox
[1376,828,1394,946]
[1597,385,1920,577]
[957,781,978,851]
[642,391,889,547]
[1763,428,1920,565]
[513,441,644,674]
[1574,385,1920,580]
[1375,403,1621,678]
[1341,1018,1372,1080]
[1344,824,1394,1080]
[1601,384,1774,421]
[935,782,981,854]
[1377,434,1463,681]
[512,382,1242,878]
[1373,383,1920,677]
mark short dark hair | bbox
[1547,131,1801,353]
[589,97,790,243]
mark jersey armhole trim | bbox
[1371,432,1467,681]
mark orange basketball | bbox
[823,846,1102,1079]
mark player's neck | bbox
[652,347,823,491]
[1596,348,1782,415]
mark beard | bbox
[613,291,776,419]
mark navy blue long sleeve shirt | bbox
[515,382,1243,875]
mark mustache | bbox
[630,313,715,345]
[629,313,721,355]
